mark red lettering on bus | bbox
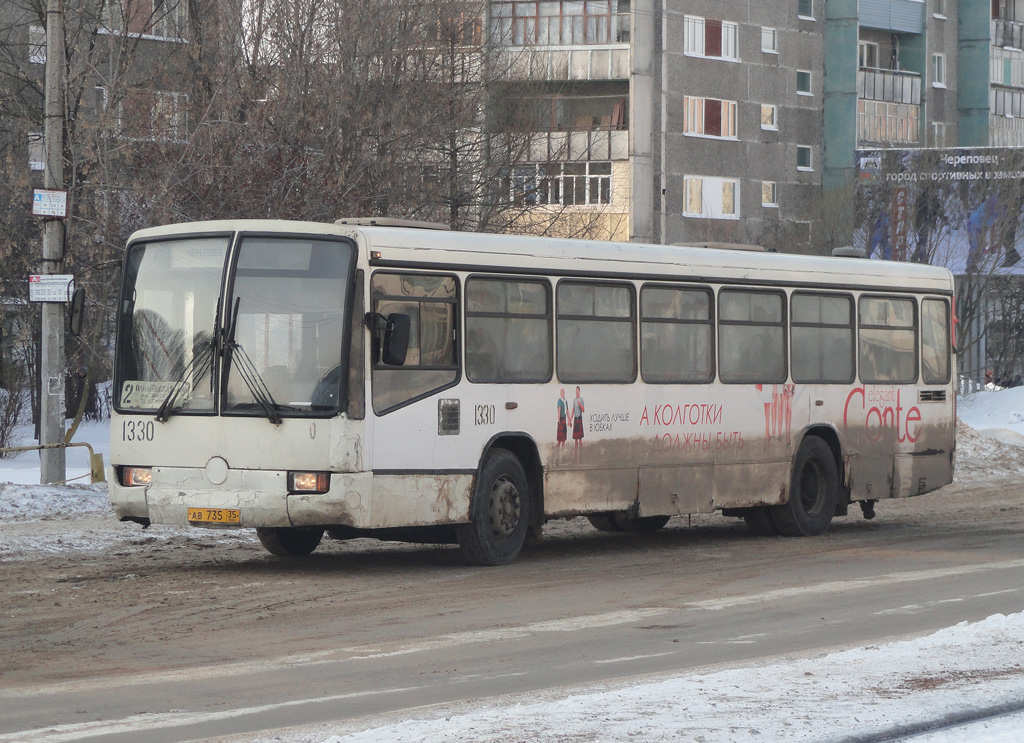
[844,386,921,443]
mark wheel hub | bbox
[489,476,521,538]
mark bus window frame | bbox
[464,273,554,384]
[555,278,638,385]
[219,231,359,421]
[717,286,788,384]
[857,293,919,385]
[639,282,716,384]
[369,269,462,416]
[920,296,952,386]
[112,230,235,418]
[789,290,856,385]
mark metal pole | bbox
[40,0,66,483]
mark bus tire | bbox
[742,507,779,536]
[771,436,838,537]
[456,449,530,566]
[587,513,624,532]
[256,527,325,557]
[612,513,671,532]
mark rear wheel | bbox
[256,527,325,557]
[770,437,838,537]
[456,449,531,566]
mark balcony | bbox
[501,128,630,162]
[858,67,921,105]
[993,18,1024,50]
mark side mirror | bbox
[69,286,86,337]
[365,311,411,366]
[382,313,410,366]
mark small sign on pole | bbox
[32,188,68,218]
[28,274,74,303]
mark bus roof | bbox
[127,219,955,294]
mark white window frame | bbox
[682,175,740,220]
[761,27,779,54]
[683,15,740,61]
[931,121,946,147]
[760,104,779,131]
[933,0,946,18]
[797,70,813,96]
[684,96,739,139]
[858,41,879,69]
[798,0,814,21]
[797,145,813,171]
[762,181,778,207]
[28,25,46,64]
[932,53,947,88]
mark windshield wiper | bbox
[154,341,215,422]
[221,297,283,425]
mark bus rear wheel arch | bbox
[456,448,532,566]
[770,435,839,537]
[256,526,325,557]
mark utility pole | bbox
[40,0,66,483]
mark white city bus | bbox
[109,219,956,565]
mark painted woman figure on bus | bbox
[556,388,568,447]
[572,386,585,457]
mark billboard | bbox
[854,147,1024,277]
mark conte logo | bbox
[843,386,921,443]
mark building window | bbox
[491,0,625,46]
[933,0,946,18]
[683,176,740,219]
[932,53,946,87]
[102,0,189,39]
[684,96,738,138]
[511,161,612,207]
[107,88,189,142]
[797,146,813,170]
[28,132,45,170]
[797,70,812,95]
[798,0,814,20]
[760,104,778,130]
[28,25,46,64]
[858,41,879,69]
[762,181,778,207]
[930,121,946,147]
[761,27,778,53]
[684,16,739,61]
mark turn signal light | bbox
[122,466,152,487]
[288,471,329,494]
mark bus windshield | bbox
[115,234,354,418]
[223,235,353,417]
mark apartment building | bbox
[495,0,1024,253]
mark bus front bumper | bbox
[109,466,373,529]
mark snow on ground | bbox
[2,390,1024,742]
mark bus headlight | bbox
[121,467,152,487]
[288,472,330,494]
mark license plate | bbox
[187,507,240,524]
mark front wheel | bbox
[256,527,325,557]
[770,437,838,537]
[456,449,531,566]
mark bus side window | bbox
[465,277,551,383]
[556,281,636,383]
[718,289,786,384]
[858,296,917,384]
[640,284,714,383]
[347,270,365,419]
[921,298,951,385]
[791,292,855,384]
[370,272,459,414]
